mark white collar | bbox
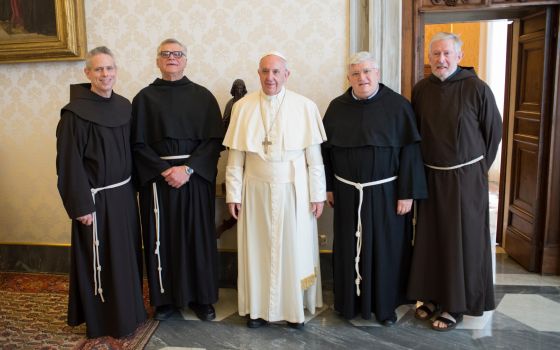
[261,87,286,102]
[351,85,379,100]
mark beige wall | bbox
[0,0,348,244]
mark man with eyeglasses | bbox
[131,38,224,321]
[223,51,326,329]
[321,51,427,326]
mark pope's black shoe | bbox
[154,304,175,321]
[189,302,216,321]
[287,321,304,329]
[247,318,268,328]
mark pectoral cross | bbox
[262,136,272,154]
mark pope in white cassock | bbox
[223,51,327,329]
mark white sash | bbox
[334,174,398,297]
[244,152,317,289]
[90,176,131,302]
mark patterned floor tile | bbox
[496,274,560,286]
[497,294,560,332]
[457,311,494,330]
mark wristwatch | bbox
[184,166,194,175]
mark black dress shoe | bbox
[247,318,268,328]
[154,305,175,320]
[287,321,304,329]
[189,302,216,321]
[381,313,397,327]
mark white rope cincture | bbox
[152,182,165,294]
[90,176,131,303]
[152,154,191,294]
[160,155,192,160]
[424,155,484,170]
[416,156,483,247]
[91,211,103,303]
[335,174,398,297]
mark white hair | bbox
[429,32,463,54]
[156,38,187,57]
[347,51,379,72]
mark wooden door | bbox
[502,9,557,272]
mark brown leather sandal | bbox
[431,312,463,332]
[415,302,439,320]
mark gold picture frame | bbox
[0,0,86,64]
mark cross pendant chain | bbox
[259,90,286,155]
[262,136,272,154]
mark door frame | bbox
[401,1,560,274]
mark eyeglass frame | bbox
[348,67,379,79]
[159,51,186,59]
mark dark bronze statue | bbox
[222,79,247,131]
[218,79,247,238]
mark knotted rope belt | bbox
[90,176,131,302]
[424,155,484,170]
[334,174,398,297]
[410,156,485,246]
[151,154,191,294]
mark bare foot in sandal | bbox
[415,302,439,320]
[432,312,463,332]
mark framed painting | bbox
[0,0,86,64]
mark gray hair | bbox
[429,32,463,54]
[85,46,115,69]
[157,38,187,57]
[347,51,379,72]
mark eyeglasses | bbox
[349,67,378,78]
[159,51,185,59]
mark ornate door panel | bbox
[503,10,556,271]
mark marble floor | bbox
[144,185,560,349]
[144,251,560,350]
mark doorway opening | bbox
[405,2,560,275]
[424,20,509,249]
[423,20,517,279]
